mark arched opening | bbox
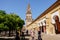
[41,22,44,32]
[39,23,42,33]
[43,20,46,33]
[53,15,60,34]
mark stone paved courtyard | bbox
[41,33,60,40]
[0,33,60,40]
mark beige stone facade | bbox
[26,0,60,35]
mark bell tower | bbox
[26,4,33,26]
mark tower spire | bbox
[26,3,31,13]
[27,3,30,10]
[26,3,33,26]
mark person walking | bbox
[22,31,25,40]
[38,27,42,40]
[15,30,20,40]
[30,29,35,40]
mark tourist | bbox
[38,27,42,40]
[15,30,20,40]
[21,31,25,40]
[30,29,34,40]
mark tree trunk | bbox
[9,29,11,36]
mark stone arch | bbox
[41,22,44,32]
[39,22,42,32]
[43,20,46,33]
[53,15,60,34]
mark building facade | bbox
[26,0,60,34]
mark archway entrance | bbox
[41,21,46,33]
[53,15,60,34]
[43,20,46,33]
[41,22,44,32]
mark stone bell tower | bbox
[26,4,33,26]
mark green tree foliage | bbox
[0,10,25,36]
[0,23,4,31]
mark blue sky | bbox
[0,0,57,21]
